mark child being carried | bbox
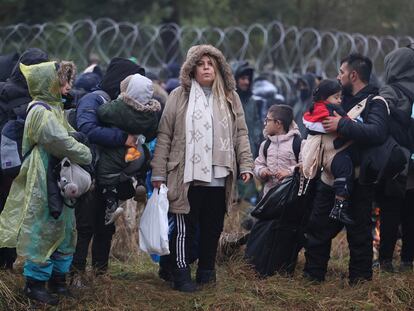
[302,79,356,225]
[97,74,161,225]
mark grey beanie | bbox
[119,73,161,112]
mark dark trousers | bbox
[0,247,16,269]
[71,189,115,272]
[169,186,226,271]
[378,189,414,262]
[331,148,354,198]
[0,174,17,269]
[304,179,373,281]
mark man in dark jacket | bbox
[72,58,145,278]
[377,46,414,272]
[304,53,389,284]
[0,48,49,270]
[234,61,262,157]
[0,48,49,131]
[0,52,19,82]
[234,61,262,204]
[293,73,319,136]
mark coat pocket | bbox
[166,161,180,202]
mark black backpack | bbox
[262,133,302,163]
[358,96,409,185]
[388,84,414,152]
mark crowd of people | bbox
[0,43,413,305]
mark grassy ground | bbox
[1,201,413,311]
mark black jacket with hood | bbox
[0,53,19,82]
[234,61,263,157]
[379,47,414,150]
[0,48,49,131]
[294,73,318,136]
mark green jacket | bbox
[97,97,159,141]
[97,97,159,185]
[0,62,92,263]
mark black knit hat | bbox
[312,79,341,101]
[99,57,145,100]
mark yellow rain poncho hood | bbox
[0,61,91,263]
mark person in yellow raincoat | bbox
[0,61,92,305]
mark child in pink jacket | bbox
[254,105,301,196]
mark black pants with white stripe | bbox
[170,186,226,270]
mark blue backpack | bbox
[0,102,51,176]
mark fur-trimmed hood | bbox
[119,74,161,113]
[57,61,76,86]
[179,45,236,94]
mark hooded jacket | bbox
[151,44,253,214]
[98,74,161,138]
[0,61,92,263]
[294,73,318,136]
[379,47,414,149]
[233,61,262,157]
[96,74,161,186]
[234,61,254,99]
[76,58,145,147]
[0,52,19,82]
[381,47,414,117]
[0,48,49,131]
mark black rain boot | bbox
[24,278,59,306]
[303,271,324,284]
[158,266,174,282]
[172,268,197,293]
[329,199,355,225]
[49,273,73,297]
[196,269,216,285]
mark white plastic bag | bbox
[139,184,170,255]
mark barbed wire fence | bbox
[1,18,413,101]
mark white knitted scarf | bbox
[184,80,214,183]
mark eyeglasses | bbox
[264,117,278,124]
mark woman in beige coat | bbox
[151,45,253,292]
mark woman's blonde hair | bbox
[208,55,227,101]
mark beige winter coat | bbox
[151,45,254,214]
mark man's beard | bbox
[341,81,353,97]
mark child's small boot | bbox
[48,272,73,297]
[24,278,59,305]
[102,187,123,225]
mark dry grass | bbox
[1,200,414,311]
